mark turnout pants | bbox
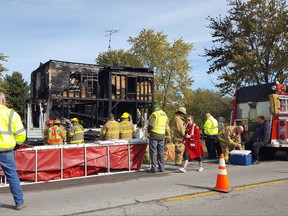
[174,140,185,166]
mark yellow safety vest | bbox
[150,110,168,135]
[0,105,26,151]
[204,116,218,135]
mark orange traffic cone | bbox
[212,154,232,193]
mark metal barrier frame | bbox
[0,139,147,187]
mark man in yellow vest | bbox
[119,112,135,140]
[203,113,219,159]
[170,107,187,165]
[100,114,120,140]
[69,118,84,144]
[218,125,244,163]
[146,105,169,173]
[0,92,27,210]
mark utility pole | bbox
[105,29,120,51]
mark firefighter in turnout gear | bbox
[170,107,187,166]
[218,125,244,163]
[43,119,53,145]
[119,112,135,140]
[100,114,120,140]
[48,119,66,145]
[69,118,84,144]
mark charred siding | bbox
[30,60,154,127]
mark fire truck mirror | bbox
[269,94,280,115]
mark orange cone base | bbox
[212,186,233,193]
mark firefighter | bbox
[69,118,84,144]
[119,112,135,140]
[146,104,169,173]
[170,107,187,166]
[0,92,27,210]
[203,113,219,159]
[43,119,53,145]
[218,125,244,163]
[100,114,120,140]
[47,119,66,145]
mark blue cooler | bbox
[229,150,252,166]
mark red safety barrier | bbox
[0,141,147,183]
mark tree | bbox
[0,53,9,92]
[128,29,194,116]
[205,0,288,95]
[96,49,141,67]
[186,89,233,128]
[4,72,30,118]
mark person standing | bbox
[170,107,187,166]
[47,119,66,145]
[245,115,271,165]
[100,114,120,140]
[0,92,27,210]
[43,119,53,145]
[178,116,204,173]
[146,105,169,173]
[203,113,219,159]
[218,125,244,163]
[69,118,84,144]
[119,112,135,140]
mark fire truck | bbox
[231,82,288,159]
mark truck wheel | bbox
[259,147,278,159]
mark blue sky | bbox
[0,0,230,90]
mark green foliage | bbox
[4,72,30,118]
[128,29,194,112]
[186,89,233,129]
[205,0,288,95]
[96,49,142,67]
[0,53,8,92]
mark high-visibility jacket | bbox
[48,125,65,145]
[119,119,134,140]
[100,120,120,140]
[0,104,26,151]
[150,110,168,135]
[170,115,186,141]
[203,116,218,135]
[69,123,84,144]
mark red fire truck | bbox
[231,82,288,159]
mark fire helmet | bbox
[54,119,61,124]
[71,117,79,122]
[46,119,53,125]
[177,107,187,115]
[121,112,130,119]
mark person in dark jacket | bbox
[245,115,271,165]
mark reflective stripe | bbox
[0,131,13,135]
[15,127,25,135]
[218,169,227,175]
[8,110,14,132]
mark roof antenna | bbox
[105,29,120,51]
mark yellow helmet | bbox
[71,117,79,122]
[121,112,130,119]
[54,119,61,124]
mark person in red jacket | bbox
[178,115,204,173]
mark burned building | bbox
[29,60,154,129]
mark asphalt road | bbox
[0,152,287,215]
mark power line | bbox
[105,29,120,51]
